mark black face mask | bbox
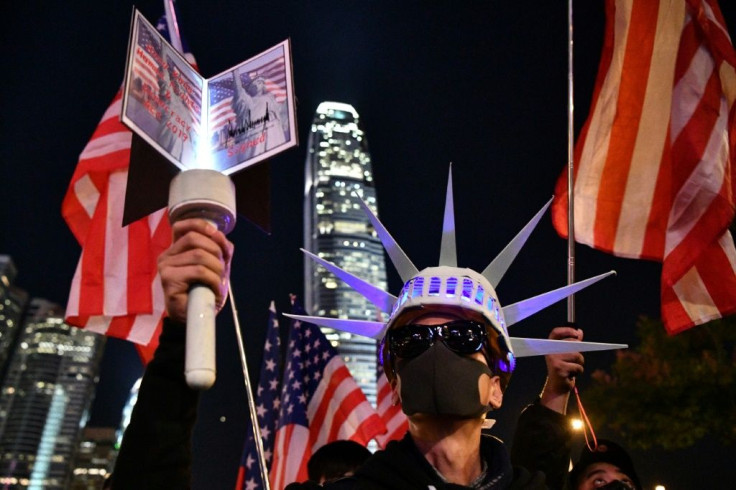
[396,341,494,418]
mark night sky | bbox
[2,1,735,488]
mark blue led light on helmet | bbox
[475,285,484,305]
[429,276,441,296]
[446,277,458,297]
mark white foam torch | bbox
[168,169,236,390]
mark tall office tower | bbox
[115,377,141,448]
[0,256,29,380]
[304,102,388,406]
[70,427,117,489]
[0,299,105,489]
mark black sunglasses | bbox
[387,320,488,359]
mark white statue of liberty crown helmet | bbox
[287,166,626,380]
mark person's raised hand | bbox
[158,218,234,324]
[540,326,584,414]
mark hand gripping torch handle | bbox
[168,169,236,390]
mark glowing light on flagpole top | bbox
[168,169,236,389]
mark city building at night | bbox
[69,427,117,490]
[0,299,105,489]
[0,255,28,382]
[303,101,388,405]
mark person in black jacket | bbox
[512,327,641,490]
[279,258,575,489]
[512,326,584,490]
[338,306,547,489]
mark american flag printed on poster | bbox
[130,17,203,143]
[268,300,386,489]
[552,0,736,333]
[207,57,287,134]
[62,12,196,361]
[235,302,283,490]
[131,23,163,94]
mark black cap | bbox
[569,439,641,490]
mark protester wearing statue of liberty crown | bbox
[323,285,549,489]
[284,168,625,489]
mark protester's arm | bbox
[111,219,233,489]
[540,326,584,414]
[111,318,197,489]
[511,326,584,490]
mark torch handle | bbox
[168,168,237,391]
[185,282,217,390]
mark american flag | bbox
[269,300,386,489]
[373,370,408,449]
[235,302,283,490]
[62,11,196,362]
[207,77,239,134]
[372,310,407,448]
[208,56,287,134]
[552,0,736,333]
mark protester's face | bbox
[390,312,502,417]
[577,462,635,489]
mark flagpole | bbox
[566,0,576,324]
[163,0,184,52]
[230,284,272,490]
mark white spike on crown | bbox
[286,165,627,369]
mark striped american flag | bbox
[372,307,407,448]
[269,300,386,489]
[208,56,287,134]
[235,302,282,490]
[552,0,736,333]
[373,371,408,449]
[130,15,203,147]
[62,13,196,361]
[62,90,171,357]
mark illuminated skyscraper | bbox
[70,427,117,489]
[0,256,28,381]
[0,299,105,489]
[303,102,387,405]
[116,377,141,448]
